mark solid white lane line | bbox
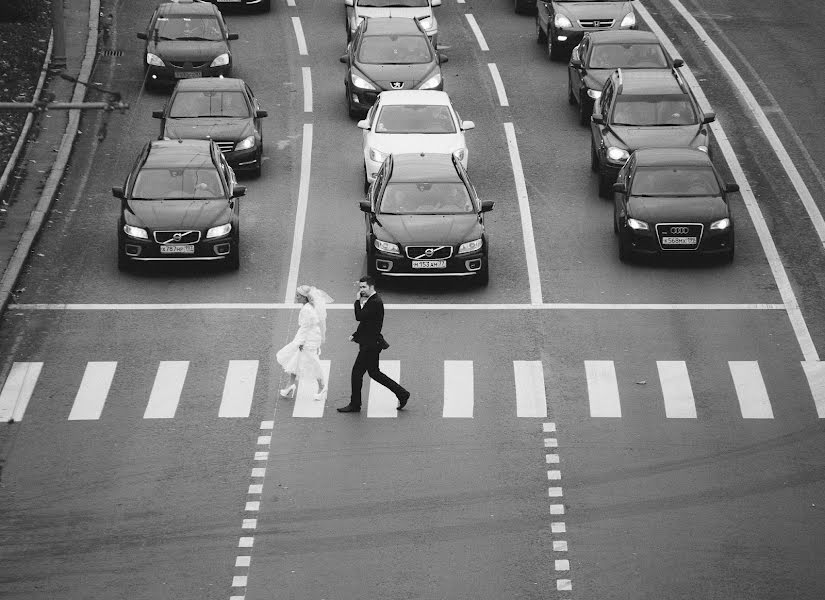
[284,123,313,303]
[68,362,116,420]
[637,3,819,363]
[143,361,188,419]
[657,361,697,419]
[487,63,509,106]
[219,361,259,418]
[293,360,330,417]
[729,361,774,419]
[0,361,42,422]
[367,360,400,418]
[464,14,489,51]
[302,66,312,113]
[801,361,825,418]
[513,361,547,417]
[504,123,543,304]
[291,17,308,56]
[585,360,621,418]
[443,360,473,418]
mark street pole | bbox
[51,0,67,70]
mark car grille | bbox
[169,61,208,69]
[214,141,235,153]
[405,245,453,260]
[154,230,202,244]
[655,223,703,250]
[579,19,615,28]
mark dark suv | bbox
[359,153,494,284]
[590,68,715,196]
[340,16,447,118]
[536,0,637,61]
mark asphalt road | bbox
[1,1,825,599]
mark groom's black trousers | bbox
[350,346,407,408]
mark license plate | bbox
[160,245,195,254]
[412,260,446,269]
[662,236,697,245]
[174,71,202,79]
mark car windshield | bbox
[611,94,697,126]
[132,168,224,199]
[357,0,429,6]
[630,166,720,196]
[358,35,432,64]
[154,16,223,42]
[169,91,250,118]
[380,182,474,214]
[375,105,456,133]
[588,43,668,69]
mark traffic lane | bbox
[487,13,780,305]
[11,6,303,306]
[295,2,533,303]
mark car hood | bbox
[375,213,482,246]
[148,40,229,62]
[126,199,232,230]
[557,2,629,20]
[367,133,465,156]
[609,125,705,150]
[164,118,253,142]
[357,63,437,89]
[628,195,728,224]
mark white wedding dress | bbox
[276,303,325,380]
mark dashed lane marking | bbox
[487,63,509,106]
[283,123,313,303]
[302,66,312,113]
[464,14,489,51]
[291,17,307,56]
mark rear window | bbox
[357,0,429,6]
[169,91,250,118]
[155,16,223,42]
[588,43,668,69]
[358,35,432,64]
[611,94,697,126]
[380,182,474,214]
[375,105,455,134]
[132,168,224,199]
[630,166,720,196]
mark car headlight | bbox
[236,135,255,151]
[696,145,709,153]
[586,89,602,99]
[606,146,630,162]
[368,147,388,163]
[374,239,400,254]
[620,12,636,28]
[123,224,148,239]
[351,72,376,90]
[418,72,442,90]
[146,53,164,67]
[206,223,232,239]
[555,14,573,28]
[627,218,649,231]
[458,238,483,254]
[710,218,731,230]
[210,53,230,68]
[453,148,466,162]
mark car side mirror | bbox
[112,186,124,198]
[612,182,627,193]
[591,113,604,125]
[339,54,348,64]
[255,110,268,118]
[432,0,441,5]
[461,120,475,131]
[702,111,716,124]
[357,119,370,130]
[228,33,239,41]
[673,58,684,68]
[359,200,372,213]
[480,200,494,213]
[438,53,448,64]
[152,110,163,119]
[726,183,740,193]
[136,32,147,40]
[344,0,354,5]
[570,56,582,68]
[233,185,247,198]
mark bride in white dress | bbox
[276,285,334,401]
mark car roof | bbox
[158,0,218,17]
[390,153,461,182]
[616,69,685,94]
[587,30,661,45]
[633,148,712,167]
[173,77,246,91]
[363,17,425,36]
[378,90,450,106]
[144,139,217,169]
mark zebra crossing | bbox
[1,358,824,423]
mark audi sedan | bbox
[359,152,494,284]
[113,139,245,271]
[612,148,737,262]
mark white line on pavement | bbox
[465,14,489,51]
[514,361,547,417]
[292,360,329,417]
[657,361,697,419]
[637,3,820,363]
[443,360,474,417]
[144,361,188,419]
[68,362,117,421]
[585,360,621,418]
[291,17,308,56]
[302,67,312,113]
[286,0,296,6]
[729,361,774,419]
[0,362,42,422]
[284,123,313,303]
[487,63,509,106]
[504,123,543,304]
[218,360,259,418]
[366,360,400,417]
[801,361,825,418]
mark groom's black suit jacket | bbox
[352,293,384,349]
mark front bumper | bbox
[146,63,231,86]
[349,78,444,112]
[622,226,733,256]
[369,248,487,277]
[120,234,237,262]
[222,145,259,172]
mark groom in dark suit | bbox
[338,275,410,413]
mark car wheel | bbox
[547,35,561,62]
[579,98,591,126]
[568,78,577,105]
[536,18,547,44]
[618,230,630,263]
[590,144,599,173]
[598,172,611,198]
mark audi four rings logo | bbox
[670,226,690,235]
[391,82,403,89]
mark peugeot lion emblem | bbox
[391,82,403,89]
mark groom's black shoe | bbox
[337,404,361,413]
[397,390,410,410]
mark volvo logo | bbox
[390,82,404,89]
[670,226,690,235]
[424,248,434,257]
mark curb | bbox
[0,0,101,316]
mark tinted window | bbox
[588,43,668,69]
[358,35,432,64]
[357,0,429,6]
[170,91,250,118]
[630,166,720,196]
[132,168,224,199]
[380,182,474,214]
[155,16,223,42]
[375,105,456,134]
[611,94,697,126]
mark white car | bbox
[345,0,441,48]
[357,90,475,190]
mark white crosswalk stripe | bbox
[68,362,117,421]
[292,360,330,418]
[585,361,621,418]
[657,361,697,419]
[144,361,189,419]
[729,361,774,419]
[801,361,825,418]
[513,361,547,418]
[219,361,259,418]
[443,360,474,418]
[0,362,42,422]
[367,360,400,418]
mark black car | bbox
[339,16,447,118]
[137,0,238,90]
[113,139,245,270]
[204,0,271,12]
[568,30,682,125]
[536,0,637,61]
[613,148,737,262]
[590,68,715,196]
[359,152,494,283]
[153,78,267,177]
